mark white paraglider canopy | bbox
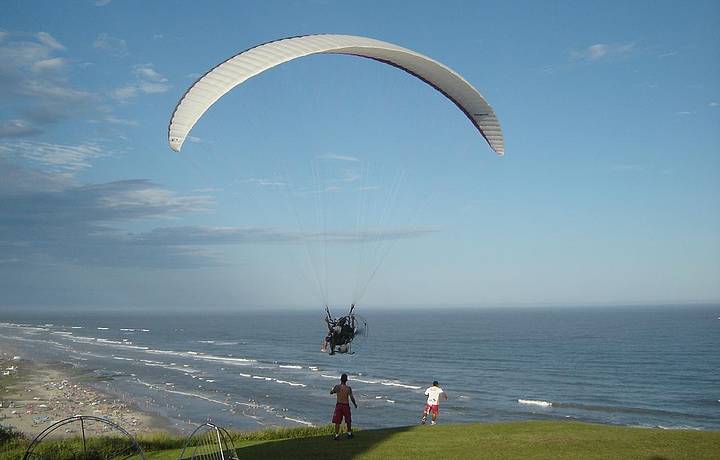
[166,34,506,308]
[168,34,504,155]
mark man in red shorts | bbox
[330,373,358,440]
[421,380,448,425]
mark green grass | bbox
[2,421,719,460]
[0,425,336,460]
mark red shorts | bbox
[424,403,439,416]
[332,403,352,424]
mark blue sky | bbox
[1,0,718,310]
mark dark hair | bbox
[433,380,439,386]
[341,373,348,382]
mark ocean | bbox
[1,305,718,432]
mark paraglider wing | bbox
[168,34,504,155]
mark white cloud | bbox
[675,111,693,116]
[572,42,635,61]
[95,0,112,5]
[111,85,138,102]
[0,141,108,174]
[0,156,432,270]
[0,159,73,193]
[239,177,287,187]
[587,44,610,59]
[133,64,167,82]
[0,34,94,129]
[94,32,127,56]
[96,182,210,215]
[104,116,138,126]
[137,225,435,246]
[328,170,362,184]
[36,32,65,51]
[18,80,91,104]
[0,175,215,268]
[316,154,360,162]
[32,57,68,72]
[709,102,719,107]
[112,64,170,100]
[300,185,343,194]
[0,120,42,138]
[135,64,170,93]
[139,81,171,93]
[0,30,8,41]
[0,40,53,69]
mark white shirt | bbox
[425,386,444,405]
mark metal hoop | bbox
[23,415,147,460]
[178,422,239,460]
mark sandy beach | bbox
[0,350,172,439]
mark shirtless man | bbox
[330,373,358,440]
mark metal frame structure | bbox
[23,415,146,460]
[178,422,239,460]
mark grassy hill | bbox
[3,421,719,459]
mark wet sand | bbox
[0,351,173,439]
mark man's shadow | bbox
[234,425,413,460]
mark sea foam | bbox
[518,399,553,407]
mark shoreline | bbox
[1,348,718,459]
[1,310,717,434]
[0,350,176,439]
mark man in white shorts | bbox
[421,380,448,425]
